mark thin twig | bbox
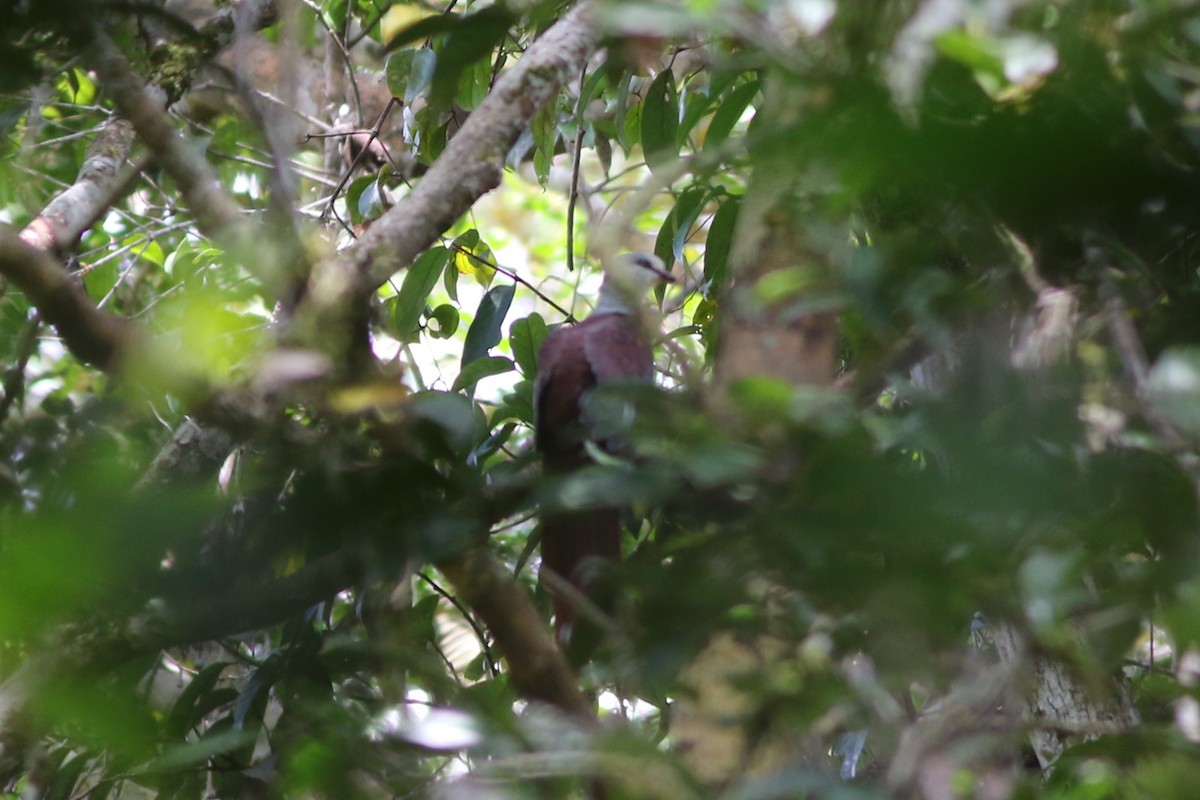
[565,64,589,274]
[444,241,577,322]
[0,313,42,423]
[320,97,402,221]
[417,570,500,678]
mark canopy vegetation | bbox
[4,0,1200,797]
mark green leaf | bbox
[165,661,231,739]
[45,751,89,800]
[935,30,1005,82]
[678,86,712,148]
[387,248,450,343]
[406,391,484,452]
[613,72,636,152]
[641,69,679,173]
[407,49,437,102]
[509,312,548,378]
[427,303,460,338]
[233,654,282,729]
[704,193,740,291]
[462,283,516,367]
[622,94,642,153]
[494,379,535,425]
[430,6,515,111]
[452,356,515,393]
[152,729,258,773]
[383,13,462,51]
[352,173,386,223]
[578,68,609,112]
[703,79,759,151]
[456,55,493,111]
[532,105,557,188]
[387,48,439,103]
[82,260,119,300]
[450,229,496,288]
[386,50,415,98]
[654,185,708,266]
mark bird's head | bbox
[604,252,675,297]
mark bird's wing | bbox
[534,322,594,461]
[580,314,653,383]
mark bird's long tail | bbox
[540,506,621,648]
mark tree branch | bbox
[82,5,295,298]
[0,227,136,370]
[293,0,602,351]
[18,119,137,255]
[438,547,594,721]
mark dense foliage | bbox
[5,0,1200,797]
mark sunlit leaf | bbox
[450,229,496,287]
[386,247,450,343]
[509,312,548,378]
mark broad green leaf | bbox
[82,261,119,300]
[654,185,708,266]
[703,79,758,151]
[427,303,460,338]
[613,72,635,152]
[123,233,165,268]
[406,49,437,102]
[233,654,282,729]
[152,729,258,773]
[678,85,712,148]
[405,390,484,452]
[380,3,437,48]
[532,105,557,187]
[703,193,740,290]
[165,662,231,739]
[578,68,609,112]
[386,49,416,98]
[456,55,493,111]
[509,312,548,378]
[430,6,515,111]
[452,355,514,393]
[641,69,679,173]
[494,378,535,425]
[462,283,516,367]
[935,30,1005,81]
[387,248,450,343]
[622,95,642,153]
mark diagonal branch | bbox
[438,546,594,720]
[0,227,136,371]
[18,119,138,256]
[81,4,295,299]
[293,0,602,352]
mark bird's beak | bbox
[652,263,677,284]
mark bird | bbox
[534,252,675,648]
